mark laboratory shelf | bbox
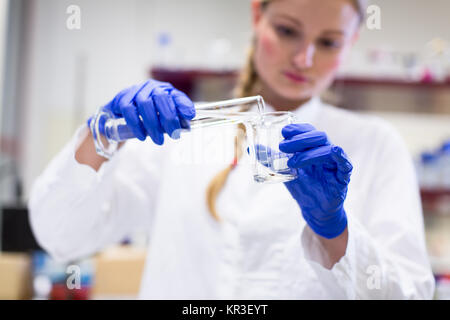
[421,188,450,215]
[333,77,450,89]
[151,67,450,90]
[150,67,450,114]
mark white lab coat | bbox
[28,97,435,299]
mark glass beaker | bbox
[245,111,298,183]
[90,96,265,159]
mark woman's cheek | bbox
[259,31,279,63]
[319,55,343,76]
[312,54,344,95]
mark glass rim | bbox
[260,111,296,116]
[253,111,297,125]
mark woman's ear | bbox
[251,0,264,29]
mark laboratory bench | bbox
[1,187,450,299]
[0,246,146,300]
[421,187,450,300]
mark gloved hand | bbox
[88,79,196,145]
[279,123,353,239]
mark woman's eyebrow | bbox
[322,30,345,36]
[273,13,303,27]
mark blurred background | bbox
[0,0,449,299]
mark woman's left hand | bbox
[279,124,353,239]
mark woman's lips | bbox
[283,71,308,83]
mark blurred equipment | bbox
[31,251,94,300]
[416,139,450,300]
[1,206,41,252]
[418,139,450,214]
[0,155,38,252]
[0,245,146,300]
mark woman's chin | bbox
[260,79,314,106]
[276,88,313,103]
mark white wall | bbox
[19,0,450,198]
[365,111,450,156]
[20,0,252,197]
[342,0,450,77]
[358,0,450,52]
[0,0,8,133]
[21,0,152,198]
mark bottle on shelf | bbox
[438,141,450,189]
[417,151,440,189]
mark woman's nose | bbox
[293,43,315,69]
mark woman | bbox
[29,0,435,299]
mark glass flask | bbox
[89,96,265,159]
[245,111,298,183]
[89,96,298,183]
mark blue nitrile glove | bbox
[87,79,196,145]
[279,123,353,239]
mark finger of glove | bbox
[135,88,165,145]
[322,155,338,170]
[103,91,124,116]
[179,118,191,130]
[279,130,329,153]
[287,145,333,168]
[152,87,181,139]
[87,116,93,129]
[149,80,173,91]
[116,88,147,141]
[331,146,353,184]
[136,79,172,94]
[121,103,147,141]
[171,89,194,131]
[170,89,196,120]
[281,123,316,139]
[107,84,142,116]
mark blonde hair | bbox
[205,44,258,221]
[205,0,367,221]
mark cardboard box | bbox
[92,246,147,299]
[0,253,32,299]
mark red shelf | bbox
[421,188,450,215]
[421,188,450,198]
[150,68,450,90]
[151,67,238,78]
[150,67,239,98]
[333,77,450,89]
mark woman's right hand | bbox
[89,79,196,145]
